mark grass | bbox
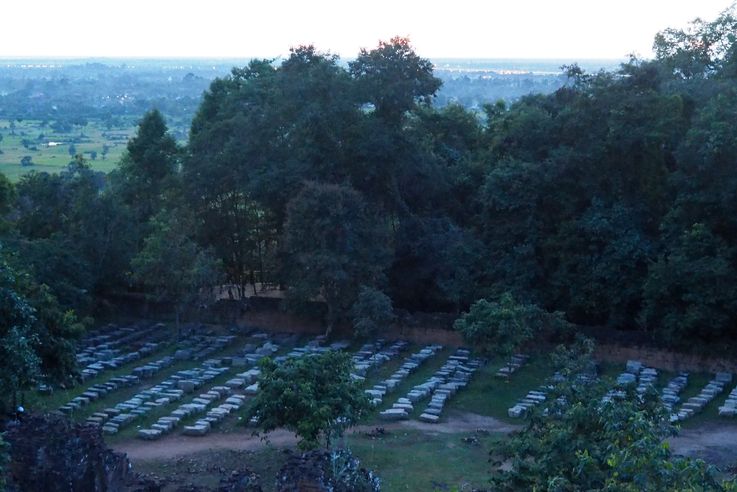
[678,374,737,429]
[0,118,134,180]
[142,428,501,492]
[450,354,555,422]
[347,429,501,491]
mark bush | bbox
[351,286,395,337]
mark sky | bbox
[1,0,732,60]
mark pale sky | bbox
[1,0,732,59]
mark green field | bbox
[0,119,136,180]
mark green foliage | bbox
[641,223,737,344]
[350,36,441,123]
[325,449,381,492]
[351,286,395,338]
[490,340,737,491]
[131,209,223,330]
[4,9,737,355]
[12,158,136,308]
[654,5,737,78]
[113,109,179,223]
[247,351,371,450]
[390,216,483,312]
[454,293,568,358]
[0,247,83,410]
[0,432,7,491]
[284,182,390,334]
[0,173,14,217]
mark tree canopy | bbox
[2,9,737,382]
[246,351,371,450]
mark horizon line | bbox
[0,55,630,62]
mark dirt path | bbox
[113,412,737,467]
[669,422,737,466]
[112,411,520,461]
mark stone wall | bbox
[104,295,735,373]
[594,344,737,373]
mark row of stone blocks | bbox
[58,355,177,414]
[352,340,409,378]
[719,384,737,417]
[139,387,248,440]
[77,323,165,369]
[137,337,291,440]
[601,362,659,406]
[172,335,238,362]
[84,354,240,433]
[379,348,482,422]
[80,341,164,381]
[78,323,161,355]
[495,354,529,379]
[369,345,442,409]
[418,349,483,423]
[509,364,598,418]
[60,335,241,413]
[92,387,187,435]
[662,373,689,413]
[673,372,733,421]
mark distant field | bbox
[0,119,135,180]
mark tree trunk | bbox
[325,302,334,338]
[175,306,181,341]
[257,240,265,292]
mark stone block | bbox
[177,380,196,393]
[138,429,163,440]
[379,408,408,420]
[183,425,209,436]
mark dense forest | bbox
[2,7,737,410]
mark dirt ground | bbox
[669,422,737,467]
[113,411,519,461]
[113,411,737,491]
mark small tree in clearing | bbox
[246,350,371,450]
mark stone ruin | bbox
[276,449,380,492]
[2,414,130,492]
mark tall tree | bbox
[114,109,179,224]
[350,36,441,124]
[131,209,223,335]
[283,182,390,334]
[654,5,737,79]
